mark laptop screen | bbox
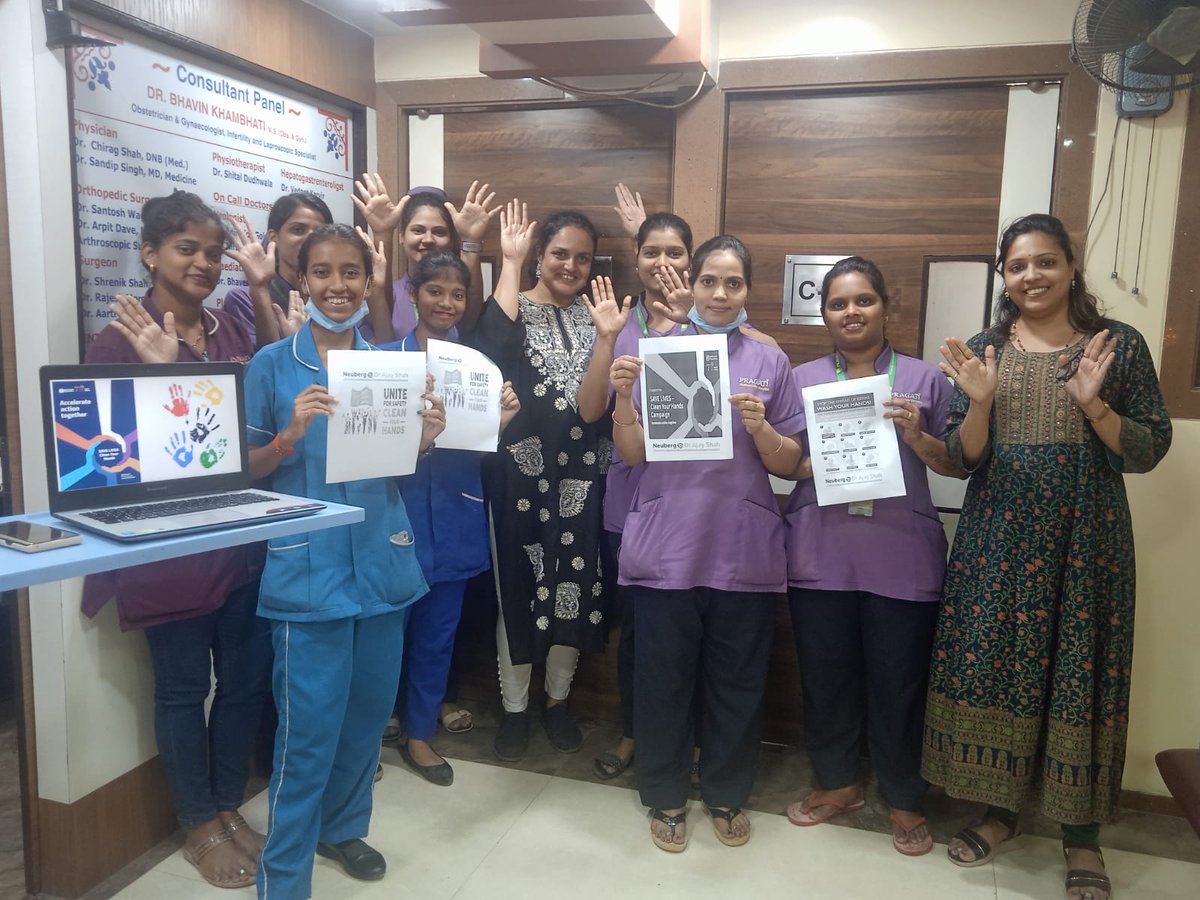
[41,363,251,512]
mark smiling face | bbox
[301,237,371,326]
[414,272,468,336]
[637,227,690,295]
[141,220,225,305]
[1001,231,1075,324]
[692,249,748,328]
[536,225,595,300]
[402,205,454,266]
[821,271,887,355]
[268,205,328,281]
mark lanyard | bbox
[835,347,896,388]
[636,300,689,338]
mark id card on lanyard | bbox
[834,349,896,518]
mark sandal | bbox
[1063,842,1113,900]
[650,808,689,853]
[382,715,403,743]
[182,829,255,889]
[440,707,474,734]
[221,811,265,860]
[786,792,866,826]
[890,811,934,857]
[948,817,1023,868]
[706,805,751,847]
[592,750,633,780]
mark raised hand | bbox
[165,431,194,468]
[939,338,997,404]
[587,276,633,339]
[499,380,521,431]
[352,172,410,234]
[110,294,180,363]
[650,265,693,324]
[1062,329,1117,410]
[610,355,642,399]
[224,219,276,288]
[273,290,309,338]
[446,180,500,244]
[613,183,647,239]
[732,392,768,434]
[162,383,189,417]
[355,225,387,286]
[499,198,537,264]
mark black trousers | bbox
[788,588,937,811]
[632,585,775,811]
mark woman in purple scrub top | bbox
[782,256,961,857]
[608,235,805,854]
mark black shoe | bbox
[316,838,386,881]
[543,703,583,752]
[399,742,454,786]
[494,710,530,760]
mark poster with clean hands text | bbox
[325,350,424,483]
[638,333,733,462]
[802,373,906,505]
[426,339,502,451]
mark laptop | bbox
[40,362,324,542]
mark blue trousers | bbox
[395,579,467,741]
[631,586,775,811]
[257,610,406,900]
[788,588,937,811]
[143,580,272,827]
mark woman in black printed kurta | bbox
[474,201,629,761]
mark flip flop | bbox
[592,750,632,780]
[707,806,751,847]
[650,808,688,853]
[890,811,934,857]
[440,707,474,734]
[787,793,866,826]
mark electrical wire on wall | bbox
[533,70,710,110]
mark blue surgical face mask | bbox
[305,298,368,334]
[687,304,748,334]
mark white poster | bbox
[802,374,907,506]
[638,334,732,462]
[325,351,425,483]
[425,339,502,452]
[70,27,355,344]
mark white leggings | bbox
[496,613,579,713]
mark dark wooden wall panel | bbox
[725,87,1009,366]
[441,105,675,302]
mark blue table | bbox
[0,503,364,592]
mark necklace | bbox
[1010,322,1077,353]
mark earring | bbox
[1003,290,1010,299]
[535,261,543,278]
[1071,277,1077,290]
[149,264,156,274]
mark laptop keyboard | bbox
[81,492,278,524]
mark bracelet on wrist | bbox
[272,434,295,457]
[461,241,483,253]
[763,432,785,456]
[1084,401,1111,423]
[612,409,639,428]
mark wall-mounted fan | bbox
[1072,0,1200,114]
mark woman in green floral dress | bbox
[922,214,1171,900]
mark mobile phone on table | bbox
[0,520,83,553]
